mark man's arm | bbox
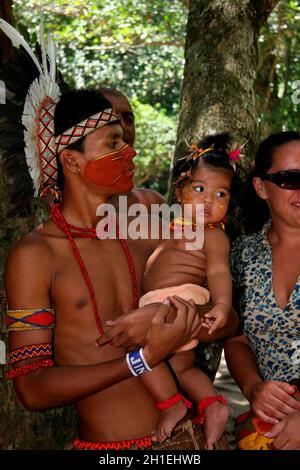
[97,300,239,348]
[5,238,199,411]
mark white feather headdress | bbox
[0,19,60,196]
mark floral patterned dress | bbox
[230,221,300,382]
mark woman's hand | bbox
[250,381,300,423]
[266,411,300,450]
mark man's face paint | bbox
[84,144,136,192]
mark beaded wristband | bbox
[126,348,152,376]
[7,359,54,379]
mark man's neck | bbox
[60,183,112,229]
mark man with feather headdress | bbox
[0,20,236,450]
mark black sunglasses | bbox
[261,170,300,190]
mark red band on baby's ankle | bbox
[196,395,228,423]
[156,393,192,411]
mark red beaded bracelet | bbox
[7,358,54,379]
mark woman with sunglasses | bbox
[225,131,300,450]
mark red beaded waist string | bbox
[50,203,137,336]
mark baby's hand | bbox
[202,303,229,335]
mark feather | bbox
[0,19,61,210]
[0,19,42,75]
[47,34,57,88]
[39,21,48,80]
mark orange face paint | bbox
[84,144,136,192]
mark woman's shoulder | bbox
[231,221,271,261]
[230,221,272,283]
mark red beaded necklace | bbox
[50,203,138,336]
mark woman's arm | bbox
[225,334,300,423]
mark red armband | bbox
[7,358,54,379]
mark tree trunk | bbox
[0,1,13,63]
[173,0,279,380]
[174,0,280,165]
[0,4,77,450]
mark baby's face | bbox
[180,164,231,225]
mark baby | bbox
[138,133,240,448]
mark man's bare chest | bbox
[48,237,150,322]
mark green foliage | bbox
[12,0,300,192]
[13,0,187,191]
[132,99,177,196]
[13,0,187,113]
[258,0,300,137]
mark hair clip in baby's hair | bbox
[228,148,241,161]
[227,147,241,172]
[190,142,214,160]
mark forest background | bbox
[11,0,300,196]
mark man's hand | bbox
[249,381,300,423]
[266,411,300,450]
[143,296,201,367]
[95,303,162,349]
[202,303,229,335]
[95,297,201,351]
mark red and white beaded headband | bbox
[55,108,119,154]
[0,20,119,200]
[37,99,119,199]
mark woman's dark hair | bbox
[243,131,300,234]
[54,89,113,190]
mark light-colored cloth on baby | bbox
[139,283,210,351]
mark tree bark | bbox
[174,0,280,166]
[0,1,13,63]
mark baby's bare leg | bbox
[168,351,229,450]
[140,362,188,442]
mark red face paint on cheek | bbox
[84,144,136,192]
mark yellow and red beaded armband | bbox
[5,308,55,332]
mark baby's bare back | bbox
[143,238,206,293]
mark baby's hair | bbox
[173,133,235,199]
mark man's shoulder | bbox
[131,188,166,206]
[7,224,52,267]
